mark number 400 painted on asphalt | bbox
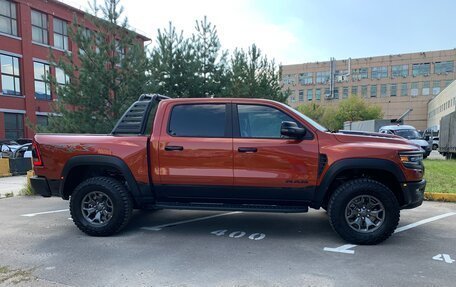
[211,229,266,240]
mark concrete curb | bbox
[424,192,456,203]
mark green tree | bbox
[190,16,228,97]
[296,102,326,123]
[149,22,194,98]
[223,44,288,102]
[319,95,383,130]
[45,0,150,133]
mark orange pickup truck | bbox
[31,94,426,244]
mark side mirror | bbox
[424,136,430,141]
[281,121,306,138]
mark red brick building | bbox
[0,0,149,139]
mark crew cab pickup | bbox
[31,95,426,244]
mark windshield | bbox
[393,129,422,140]
[279,103,328,132]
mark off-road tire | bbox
[70,177,133,236]
[327,178,400,245]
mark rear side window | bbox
[237,104,299,138]
[168,104,227,137]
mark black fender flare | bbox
[60,155,141,200]
[314,158,406,206]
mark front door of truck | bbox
[232,104,319,203]
[156,102,233,201]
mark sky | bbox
[64,0,456,65]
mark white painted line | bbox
[394,212,456,233]
[323,212,456,254]
[323,244,356,254]
[141,211,242,231]
[21,209,69,217]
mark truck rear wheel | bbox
[327,178,400,245]
[70,177,133,236]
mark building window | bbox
[392,65,408,78]
[333,88,339,99]
[34,61,50,100]
[401,83,408,96]
[36,115,48,127]
[361,85,367,97]
[422,81,430,96]
[307,89,313,101]
[390,84,397,97]
[0,0,17,36]
[434,61,454,74]
[0,54,20,96]
[298,72,313,85]
[31,10,48,44]
[115,39,125,62]
[432,80,440,95]
[351,86,358,96]
[411,82,419,97]
[282,74,295,85]
[4,113,23,139]
[315,88,321,100]
[412,63,430,77]
[370,85,377,97]
[316,71,330,84]
[53,18,68,50]
[380,84,387,97]
[55,67,69,86]
[352,68,368,80]
[343,87,348,98]
[298,90,304,101]
[371,66,388,79]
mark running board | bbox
[154,202,309,213]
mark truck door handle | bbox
[238,147,257,153]
[165,145,184,151]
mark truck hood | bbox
[335,130,408,145]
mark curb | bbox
[424,192,456,203]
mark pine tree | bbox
[223,44,288,102]
[45,0,150,133]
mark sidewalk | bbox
[0,175,27,198]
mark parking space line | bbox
[141,211,242,231]
[324,212,456,254]
[21,209,69,217]
[394,212,456,234]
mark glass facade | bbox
[391,65,408,78]
[0,0,17,36]
[299,72,313,85]
[0,54,20,95]
[307,89,313,101]
[31,10,48,44]
[370,85,377,97]
[434,61,454,74]
[371,66,388,79]
[412,63,430,77]
[53,18,68,50]
[34,61,51,100]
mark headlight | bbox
[399,151,423,169]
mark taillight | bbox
[32,142,43,166]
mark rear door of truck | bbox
[154,100,233,201]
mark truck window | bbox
[168,104,227,137]
[237,104,299,138]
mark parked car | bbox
[30,94,426,245]
[0,139,21,157]
[379,125,431,158]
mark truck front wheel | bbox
[327,178,400,245]
[70,177,133,236]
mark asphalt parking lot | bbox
[0,197,455,287]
